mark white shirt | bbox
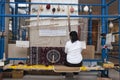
[65,40,85,64]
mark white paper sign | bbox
[80,41,86,49]
[39,29,67,36]
[0,61,4,66]
[16,41,29,48]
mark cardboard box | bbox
[12,70,24,79]
[3,72,12,78]
[97,77,112,80]
[82,45,95,59]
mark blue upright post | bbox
[88,11,92,45]
[11,7,16,40]
[101,0,107,63]
[105,3,109,61]
[22,29,26,40]
[105,6,108,33]
[101,0,109,77]
[0,0,1,57]
[0,0,5,59]
[15,3,18,40]
[12,3,18,40]
[118,0,120,69]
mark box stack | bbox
[12,70,24,79]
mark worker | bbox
[64,31,86,67]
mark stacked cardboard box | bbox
[12,70,24,79]
[82,45,95,59]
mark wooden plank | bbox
[53,65,80,72]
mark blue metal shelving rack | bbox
[0,0,5,60]
[106,0,120,73]
[0,0,120,77]
[0,0,5,75]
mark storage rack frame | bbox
[0,0,120,77]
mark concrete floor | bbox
[3,69,120,80]
[109,69,120,80]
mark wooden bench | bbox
[53,65,80,72]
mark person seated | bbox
[64,31,86,67]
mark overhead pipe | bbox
[7,2,103,6]
[0,14,120,18]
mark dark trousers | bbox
[64,59,83,67]
[61,60,82,75]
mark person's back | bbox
[65,40,83,64]
[64,31,85,67]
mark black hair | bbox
[69,31,78,43]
